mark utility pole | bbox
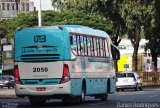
[38,0,42,27]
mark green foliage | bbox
[144,1,160,52]
[119,0,156,71]
[51,0,160,71]
[0,20,10,38]
[0,11,113,38]
[122,1,154,29]
[144,0,160,61]
[58,0,126,44]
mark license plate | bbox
[36,87,46,91]
[0,84,3,85]
[123,79,128,82]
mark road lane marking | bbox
[148,95,157,98]
[89,102,105,106]
[138,91,144,92]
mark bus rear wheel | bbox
[77,83,86,103]
[100,93,108,101]
[29,96,46,106]
[81,86,85,103]
[100,79,109,101]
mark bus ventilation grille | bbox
[20,54,60,61]
[22,79,59,85]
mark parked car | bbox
[0,75,15,89]
[116,72,142,91]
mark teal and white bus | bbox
[14,25,120,105]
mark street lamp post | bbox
[38,0,42,27]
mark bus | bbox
[14,25,120,105]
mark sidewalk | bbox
[0,88,18,99]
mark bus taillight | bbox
[14,65,22,84]
[60,64,70,84]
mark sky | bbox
[30,0,54,10]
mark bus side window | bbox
[80,35,84,56]
[99,38,103,57]
[102,39,106,57]
[84,36,88,56]
[87,37,91,56]
[77,35,81,55]
[96,38,100,57]
[95,38,98,57]
[90,37,94,56]
[77,35,84,56]
[105,39,110,57]
[70,35,73,45]
[70,34,77,55]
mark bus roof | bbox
[60,25,110,38]
[16,25,110,38]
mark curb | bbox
[0,95,20,99]
[142,86,160,88]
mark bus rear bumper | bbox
[15,81,71,97]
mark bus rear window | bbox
[117,73,126,78]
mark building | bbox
[0,0,34,20]
[117,39,152,72]
[118,39,149,56]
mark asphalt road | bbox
[0,87,160,108]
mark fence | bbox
[138,72,160,86]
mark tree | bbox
[54,0,127,72]
[120,0,154,71]
[53,0,160,72]
[54,0,126,45]
[15,0,20,13]
[0,20,8,39]
[144,0,160,71]
[0,28,7,39]
[52,0,64,11]
[0,11,113,38]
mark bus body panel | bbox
[14,28,66,80]
[15,81,71,96]
[69,55,115,95]
[109,78,116,94]
[14,25,117,100]
[70,79,82,96]
[18,61,63,79]
[14,27,67,62]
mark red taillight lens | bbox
[14,65,22,84]
[60,64,70,84]
[14,65,19,78]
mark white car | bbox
[116,72,142,91]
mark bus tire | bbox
[135,84,138,91]
[81,84,85,103]
[100,93,108,101]
[116,88,119,92]
[139,84,143,91]
[78,81,86,103]
[29,96,46,106]
[101,80,109,101]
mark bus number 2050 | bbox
[33,67,48,72]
